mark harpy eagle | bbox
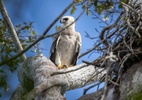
[49,16,82,69]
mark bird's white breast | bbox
[56,34,77,66]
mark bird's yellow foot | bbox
[58,65,68,69]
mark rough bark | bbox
[10,54,106,100]
[78,60,142,100]
[119,60,142,100]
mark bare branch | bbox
[121,1,141,15]
[83,82,101,95]
[122,2,141,38]
[99,12,123,47]
[101,63,111,100]
[79,29,116,58]
[51,63,87,76]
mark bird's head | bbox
[60,16,75,28]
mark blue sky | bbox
[1,0,111,100]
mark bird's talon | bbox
[63,65,68,68]
[58,65,68,69]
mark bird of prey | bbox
[49,16,82,69]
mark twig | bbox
[83,75,105,95]
[121,2,141,15]
[83,82,100,95]
[108,78,119,86]
[90,10,109,25]
[116,53,131,83]
[100,50,118,100]
[99,12,123,47]
[79,12,124,58]
[0,0,26,60]
[101,62,112,100]
[122,2,141,38]
[51,64,87,76]
[83,68,106,86]
[79,29,117,58]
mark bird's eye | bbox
[64,18,68,21]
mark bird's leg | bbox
[63,65,68,68]
[57,64,68,69]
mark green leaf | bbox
[22,43,27,49]
[28,36,32,42]
[121,0,127,3]
[30,31,36,35]
[0,70,4,73]
[75,0,80,3]
[96,6,102,14]
[94,0,98,7]
[55,26,60,31]
[70,5,76,14]
[82,5,86,9]
[0,75,7,90]
[118,4,123,8]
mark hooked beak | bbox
[60,18,68,24]
[60,18,64,24]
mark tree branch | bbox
[79,31,116,58]
[79,12,124,58]
[0,0,26,60]
[11,55,106,100]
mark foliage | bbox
[0,18,37,96]
[71,0,127,17]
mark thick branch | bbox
[0,0,26,60]
[11,55,106,100]
[60,63,106,90]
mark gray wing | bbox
[49,34,60,64]
[71,32,82,65]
